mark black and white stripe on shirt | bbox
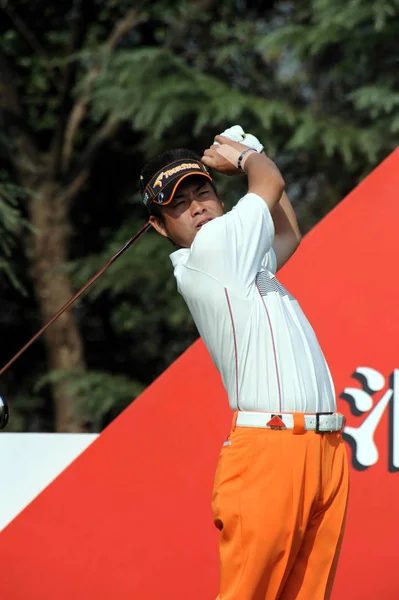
[255,271,294,300]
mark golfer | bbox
[140,128,349,600]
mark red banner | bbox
[1,150,398,599]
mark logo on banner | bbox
[340,367,399,472]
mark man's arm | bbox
[200,136,284,291]
[271,191,302,271]
[242,151,285,212]
[202,133,299,273]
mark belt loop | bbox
[231,411,238,432]
[293,413,306,435]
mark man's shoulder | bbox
[190,216,225,251]
[192,193,268,243]
[233,192,268,211]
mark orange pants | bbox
[212,416,349,600]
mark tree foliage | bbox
[0,0,397,431]
[0,182,30,290]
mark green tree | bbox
[0,1,148,431]
[0,0,397,432]
[0,181,28,290]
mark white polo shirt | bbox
[170,192,336,414]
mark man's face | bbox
[149,176,224,248]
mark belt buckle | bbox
[267,414,286,430]
[315,412,337,433]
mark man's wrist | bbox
[238,148,257,171]
[242,150,265,173]
[215,144,258,171]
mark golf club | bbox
[0,221,151,429]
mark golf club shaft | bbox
[0,222,151,378]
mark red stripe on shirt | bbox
[257,285,282,412]
[224,288,240,410]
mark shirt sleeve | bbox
[186,192,275,293]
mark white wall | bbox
[0,433,98,531]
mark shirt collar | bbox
[170,248,189,268]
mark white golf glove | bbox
[214,125,264,153]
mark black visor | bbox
[142,159,213,209]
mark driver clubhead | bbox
[0,396,9,430]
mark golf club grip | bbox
[0,221,151,378]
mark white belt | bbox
[236,411,345,432]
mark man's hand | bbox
[204,132,285,213]
[202,135,250,176]
[214,125,264,153]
